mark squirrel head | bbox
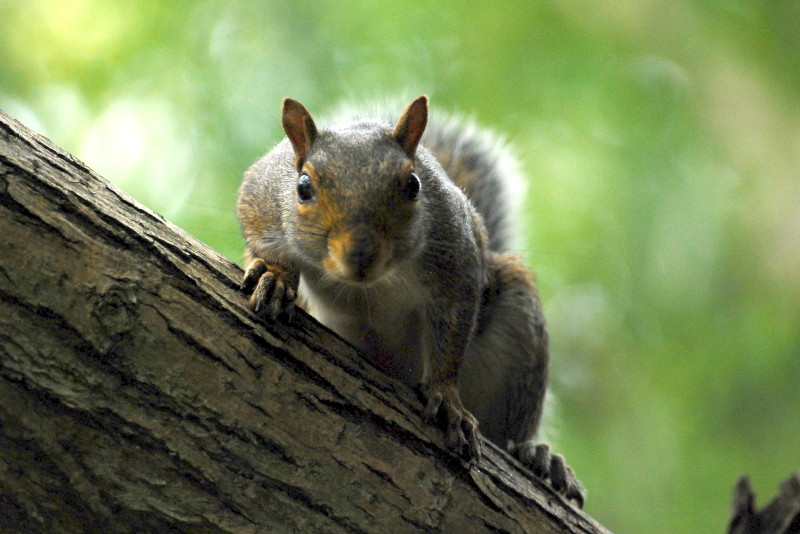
[281,95,429,285]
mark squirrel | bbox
[237,95,585,506]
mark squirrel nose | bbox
[347,231,379,279]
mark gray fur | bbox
[237,97,584,506]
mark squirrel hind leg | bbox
[460,252,586,506]
[510,441,586,508]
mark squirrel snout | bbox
[347,233,379,279]
[324,226,387,283]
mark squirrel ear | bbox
[282,98,318,167]
[393,95,428,158]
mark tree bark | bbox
[0,109,609,533]
[727,473,800,534]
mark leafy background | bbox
[2,1,798,532]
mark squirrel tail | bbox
[421,113,522,253]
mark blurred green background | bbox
[2,1,798,532]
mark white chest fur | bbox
[297,267,431,384]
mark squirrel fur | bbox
[237,95,584,505]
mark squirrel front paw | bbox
[241,258,297,320]
[422,382,482,463]
[511,442,585,507]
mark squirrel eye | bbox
[402,172,421,201]
[297,173,316,203]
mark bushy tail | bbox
[421,114,520,253]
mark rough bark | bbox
[728,473,800,534]
[0,109,609,533]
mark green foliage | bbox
[2,1,798,532]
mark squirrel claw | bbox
[423,382,482,463]
[512,442,585,507]
[242,259,297,320]
[242,258,268,292]
[423,390,443,421]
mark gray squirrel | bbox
[237,95,584,506]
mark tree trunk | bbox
[0,109,609,533]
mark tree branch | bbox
[728,473,800,534]
[0,109,609,533]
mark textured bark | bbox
[0,109,609,534]
[728,473,800,534]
